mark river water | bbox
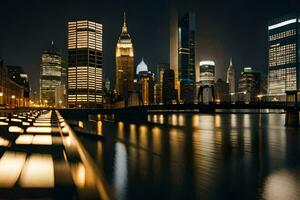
[73,111,300,200]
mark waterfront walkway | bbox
[0,110,111,199]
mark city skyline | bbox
[1,2,300,199]
[1,0,300,91]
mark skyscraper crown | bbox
[119,12,131,41]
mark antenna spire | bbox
[122,12,128,33]
[123,12,126,27]
[230,57,232,66]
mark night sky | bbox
[0,0,299,91]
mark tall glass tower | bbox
[115,13,134,101]
[40,42,62,106]
[67,20,103,108]
[268,14,300,101]
[170,11,196,103]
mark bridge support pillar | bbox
[285,91,299,127]
[285,108,299,127]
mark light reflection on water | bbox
[78,113,300,200]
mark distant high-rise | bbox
[115,13,134,101]
[170,11,196,103]
[137,59,154,105]
[238,67,261,103]
[155,63,169,103]
[163,69,176,104]
[156,63,169,85]
[104,79,111,93]
[215,79,229,103]
[226,58,235,94]
[268,14,300,101]
[67,20,103,108]
[198,60,215,104]
[40,42,62,106]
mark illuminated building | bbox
[155,63,169,103]
[67,20,103,108]
[0,58,24,106]
[268,14,300,101]
[40,42,62,106]
[115,13,134,103]
[136,58,148,75]
[162,69,177,104]
[154,83,160,104]
[7,65,30,106]
[226,58,235,102]
[139,73,150,105]
[198,60,215,104]
[238,67,261,103]
[137,59,154,105]
[170,11,196,103]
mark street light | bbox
[11,95,16,107]
[257,94,263,102]
[44,100,48,107]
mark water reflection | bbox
[97,121,102,136]
[114,142,128,200]
[78,113,300,200]
[263,170,300,200]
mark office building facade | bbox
[40,44,62,106]
[238,67,261,103]
[7,65,30,106]
[67,20,103,108]
[0,58,24,107]
[268,14,300,101]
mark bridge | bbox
[59,102,300,126]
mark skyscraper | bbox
[115,13,134,102]
[238,67,261,103]
[67,20,103,108]
[40,42,62,106]
[155,63,169,103]
[170,11,196,103]
[163,69,177,104]
[215,79,229,103]
[198,60,215,104]
[268,14,300,101]
[137,59,154,105]
[226,58,235,94]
